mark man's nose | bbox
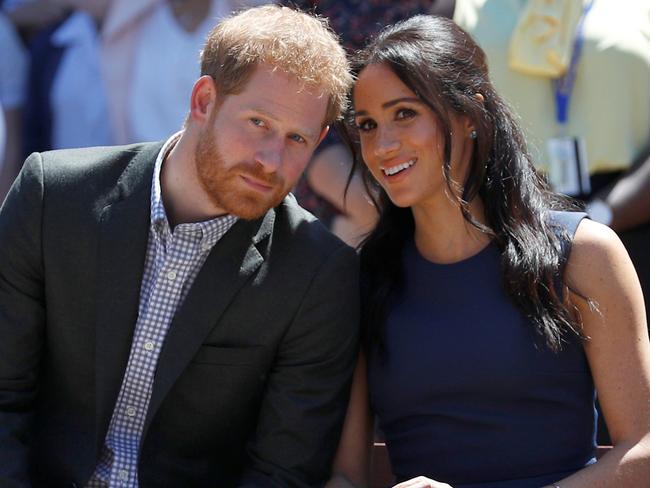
[254,138,284,173]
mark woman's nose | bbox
[373,126,401,158]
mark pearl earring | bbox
[469,130,478,140]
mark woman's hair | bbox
[346,15,582,353]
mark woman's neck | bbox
[411,194,490,264]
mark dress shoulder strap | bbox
[548,210,586,239]
[546,210,588,295]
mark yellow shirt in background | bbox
[454,0,650,174]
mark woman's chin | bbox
[385,191,417,209]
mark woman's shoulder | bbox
[565,218,634,299]
[569,219,624,270]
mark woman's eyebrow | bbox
[354,97,422,117]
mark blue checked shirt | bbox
[87,133,238,487]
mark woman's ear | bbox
[465,93,485,137]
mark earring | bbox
[469,130,478,140]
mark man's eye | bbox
[396,108,416,120]
[251,118,266,127]
[289,134,306,144]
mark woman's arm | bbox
[547,218,650,487]
[326,353,374,488]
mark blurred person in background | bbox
[454,0,650,318]
[0,10,28,202]
[22,0,112,157]
[282,0,455,245]
[1,0,68,40]
[0,105,4,167]
[102,0,275,146]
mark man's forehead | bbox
[231,67,328,136]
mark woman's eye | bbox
[356,119,376,132]
[396,108,416,120]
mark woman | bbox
[328,15,650,488]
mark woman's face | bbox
[353,63,473,210]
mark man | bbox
[0,5,358,487]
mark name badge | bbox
[546,136,590,196]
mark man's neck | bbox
[160,132,226,227]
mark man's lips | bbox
[240,174,275,193]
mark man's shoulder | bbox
[38,141,163,176]
[16,142,163,216]
[34,141,163,194]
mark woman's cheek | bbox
[365,161,383,185]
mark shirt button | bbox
[143,341,155,351]
[201,241,212,252]
[117,469,129,481]
[125,406,136,417]
[166,269,177,281]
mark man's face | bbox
[195,63,329,220]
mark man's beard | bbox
[195,129,287,220]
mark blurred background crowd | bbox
[1,0,649,447]
[1,0,649,317]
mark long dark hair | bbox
[346,15,583,353]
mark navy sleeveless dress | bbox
[368,212,597,488]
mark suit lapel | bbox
[94,143,161,453]
[142,209,275,436]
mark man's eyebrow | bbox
[354,97,422,117]
[250,106,279,122]
[249,107,318,141]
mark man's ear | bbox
[316,125,330,146]
[189,75,219,126]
